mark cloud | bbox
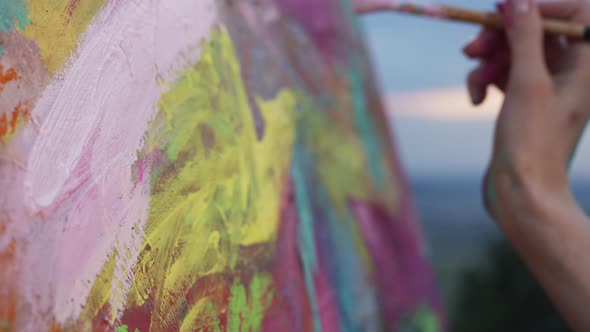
[383,85,590,180]
[384,86,503,121]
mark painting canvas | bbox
[0,0,443,331]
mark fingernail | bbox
[508,0,532,15]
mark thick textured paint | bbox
[21,0,106,72]
[0,0,445,330]
[119,28,295,329]
[24,0,216,212]
[14,0,217,328]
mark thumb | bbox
[504,0,550,86]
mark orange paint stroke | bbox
[0,65,19,94]
[0,240,18,331]
[0,104,30,137]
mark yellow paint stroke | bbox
[21,0,106,72]
[76,254,116,329]
[82,28,296,330]
[137,28,294,328]
[298,99,373,211]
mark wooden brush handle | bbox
[442,5,589,41]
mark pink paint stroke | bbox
[15,0,218,328]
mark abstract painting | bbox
[0,0,443,331]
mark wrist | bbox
[487,159,573,234]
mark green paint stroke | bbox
[115,325,139,332]
[227,274,274,332]
[399,305,440,332]
[115,325,128,332]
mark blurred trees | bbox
[452,239,571,332]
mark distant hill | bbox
[410,176,590,321]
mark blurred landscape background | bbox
[359,1,590,330]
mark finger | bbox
[467,65,487,105]
[463,28,507,59]
[544,35,568,72]
[507,0,581,20]
[505,0,552,90]
[467,59,508,105]
[494,70,510,91]
[538,0,582,20]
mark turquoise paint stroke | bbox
[0,0,30,32]
[342,0,385,185]
[0,0,31,57]
[349,63,385,185]
[341,0,362,33]
[322,191,382,331]
[292,145,323,332]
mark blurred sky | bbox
[359,0,590,179]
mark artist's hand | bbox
[465,1,590,330]
[463,0,590,219]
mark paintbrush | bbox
[356,1,590,42]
